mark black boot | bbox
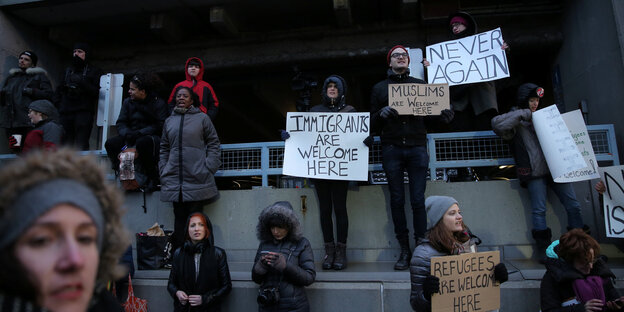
[394,239,411,270]
[333,242,347,270]
[322,242,335,270]
[532,228,552,264]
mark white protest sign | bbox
[555,110,600,182]
[599,166,624,238]
[388,83,450,116]
[426,28,509,86]
[533,105,586,181]
[407,47,425,80]
[431,251,500,312]
[283,112,370,181]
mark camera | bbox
[257,286,280,306]
[291,69,318,112]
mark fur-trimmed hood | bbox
[8,67,47,77]
[256,201,303,243]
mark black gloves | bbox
[494,263,508,283]
[379,106,399,119]
[423,274,440,300]
[280,130,290,141]
[22,87,34,96]
[363,135,374,148]
[440,109,454,123]
[125,131,140,145]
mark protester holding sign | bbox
[370,45,454,270]
[491,83,587,262]
[541,229,624,311]
[423,12,508,131]
[309,75,356,270]
[409,196,508,312]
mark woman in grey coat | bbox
[252,201,316,312]
[160,86,221,253]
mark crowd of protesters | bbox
[0,9,618,312]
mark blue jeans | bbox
[382,144,429,241]
[527,177,584,231]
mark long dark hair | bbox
[174,86,200,107]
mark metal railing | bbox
[0,125,618,186]
[215,124,619,186]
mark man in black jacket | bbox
[55,43,102,150]
[0,50,53,152]
[370,45,453,270]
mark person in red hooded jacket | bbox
[167,57,219,121]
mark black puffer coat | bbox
[252,202,316,312]
[370,69,429,147]
[0,67,53,128]
[116,93,168,140]
[541,257,621,312]
[167,212,232,312]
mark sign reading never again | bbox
[282,112,370,181]
[426,28,509,86]
[388,83,450,115]
[431,251,501,312]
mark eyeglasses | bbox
[391,52,409,59]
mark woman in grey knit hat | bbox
[0,149,129,312]
[409,196,508,312]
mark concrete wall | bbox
[124,180,604,263]
[556,0,624,160]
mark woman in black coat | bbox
[167,212,232,312]
[252,201,316,312]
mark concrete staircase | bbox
[121,181,624,312]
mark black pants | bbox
[172,199,207,252]
[104,134,160,179]
[313,179,349,244]
[61,110,93,150]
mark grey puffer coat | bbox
[0,67,53,128]
[159,106,220,202]
[491,107,549,183]
[252,202,316,312]
[410,238,478,312]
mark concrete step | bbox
[129,260,624,312]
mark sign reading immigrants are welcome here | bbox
[283,112,370,181]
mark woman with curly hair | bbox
[541,229,624,311]
[0,148,130,312]
[409,196,508,312]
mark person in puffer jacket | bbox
[540,229,624,311]
[491,83,586,263]
[410,196,508,311]
[22,99,63,154]
[252,201,316,312]
[160,86,221,254]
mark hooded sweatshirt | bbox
[168,57,219,121]
[310,75,356,113]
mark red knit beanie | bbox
[387,45,410,65]
[450,16,468,27]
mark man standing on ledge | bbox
[0,50,53,153]
[370,45,453,270]
[55,43,102,150]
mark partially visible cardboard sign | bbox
[388,83,450,116]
